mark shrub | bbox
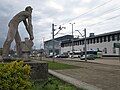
[0,61,32,90]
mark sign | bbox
[114,43,120,48]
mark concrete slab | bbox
[49,70,102,90]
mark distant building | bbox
[44,35,74,56]
[61,30,120,57]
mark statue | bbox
[2,6,34,60]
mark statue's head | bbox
[25,6,33,13]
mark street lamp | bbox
[70,23,75,58]
[75,28,87,62]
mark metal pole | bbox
[84,28,87,62]
[70,23,75,58]
[52,23,55,62]
[72,24,74,58]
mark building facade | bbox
[44,35,73,56]
[61,30,120,57]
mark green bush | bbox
[0,61,32,90]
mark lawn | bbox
[32,75,85,90]
[47,61,78,70]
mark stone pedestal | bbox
[25,61,48,82]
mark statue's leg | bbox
[15,31,22,57]
[2,26,17,59]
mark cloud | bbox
[81,0,92,3]
[73,7,89,16]
[46,0,64,12]
[36,18,54,26]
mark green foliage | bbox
[47,61,78,70]
[32,75,78,90]
[0,61,32,90]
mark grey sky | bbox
[0,0,120,48]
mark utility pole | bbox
[70,23,75,58]
[84,28,87,62]
[52,24,65,62]
[75,28,87,62]
[52,23,55,62]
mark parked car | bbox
[80,54,95,60]
[48,54,54,58]
[55,54,69,58]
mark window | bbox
[83,40,84,44]
[117,34,120,41]
[104,36,106,42]
[112,34,115,41]
[97,38,99,43]
[93,38,95,44]
[90,39,92,44]
[115,35,117,41]
[100,37,102,43]
[80,41,81,45]
[74,42,77,45]
[108,36,110,42]
[104,48,107,54]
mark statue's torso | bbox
[9,11,30,27]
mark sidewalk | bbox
[49,70,102,90]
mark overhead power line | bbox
[87,14,120,27]
[75,5,120,27]
[61,0,113,25]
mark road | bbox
[45,58,120,90]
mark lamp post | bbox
[70,23,75,58]
[75,28,87,61]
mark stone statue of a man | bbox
[2,6,34,60]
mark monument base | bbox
[25,60,48,82]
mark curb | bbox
[58,58,120,66]
[49,70,102,90]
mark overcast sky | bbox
[0,0,120,48]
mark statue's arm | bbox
[23,19,28,30]
[27,14,34,40]
[23,13,34,40]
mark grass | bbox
[32,75,85,90]
[47,61,78,70]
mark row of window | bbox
[61,34,120,47]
